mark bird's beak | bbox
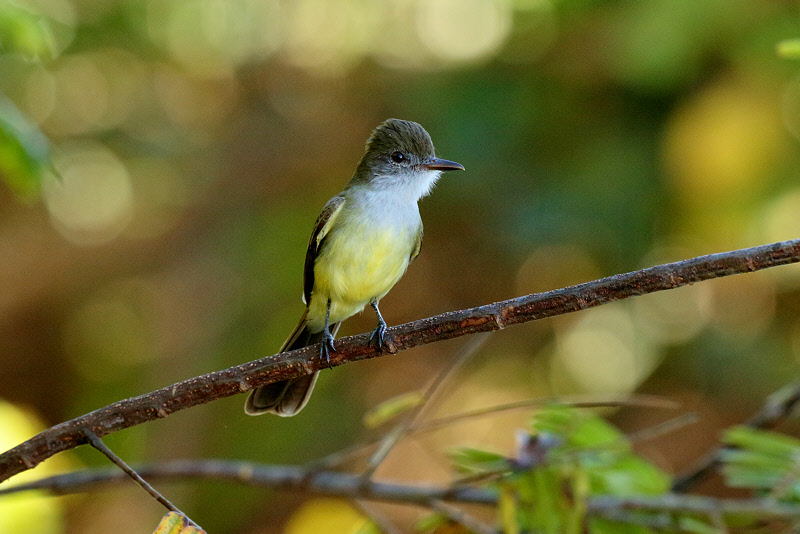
[423,157,465,172]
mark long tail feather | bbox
[244,311,339,416]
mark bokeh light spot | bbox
[47,54,109,135]
[664,77,787,205]
[416,0,512,62]
[282,0,362,71]
[43,143,134,245]
[147,0,281,76]
[552,305,657,394]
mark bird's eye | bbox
[390,152,405,163]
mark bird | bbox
[245,118,464,416]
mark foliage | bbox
[152,512,206,534]
[0,94,51,199]
[429,406,671,533]
[416,407,800,533]
[0,1,55,60]
[722,426,800,501]
[0,2,56,199]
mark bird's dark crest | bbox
[365,118,435,159]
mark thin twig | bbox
[3,239,800,483]
[673,378,800,492]
[311,395,678,469]
[360,333,491,479]
[83,429,195,525]
[415,396,679,435]
[628,413,699,444]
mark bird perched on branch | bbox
[245,118,464,416]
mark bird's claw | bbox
[321,330,336,369]
[369,321,387,350]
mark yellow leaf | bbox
[499,485,519,534]
[152,512,186,534]
[0,401,69,534]
[285,498,372,534]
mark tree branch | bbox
[2,239,800,483]
[5,459,800,524]
[0,460,496,505]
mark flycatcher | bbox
[245,118,464,416]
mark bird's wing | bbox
[409,224,423,263]
[303,194,346,304]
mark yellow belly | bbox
[306,223,413,331]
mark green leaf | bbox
[722,448,792,471]
[724,426,800,458]
[0,93,51,199]
[588,456,671,496]
[530,406,670,497]
[0,2,56,60]
[721,426,800,499]
[531,405,627,449]
[363,391,424,428]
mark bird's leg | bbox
[369,298,387,349]
[321,298,336,368]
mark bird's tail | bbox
[244,310,339,416]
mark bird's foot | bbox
[369,319,387,350]
[320,329,336,368]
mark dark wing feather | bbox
[303,195,346,304]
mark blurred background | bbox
[2,0,800,532]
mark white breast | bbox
[352,187,423,232]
